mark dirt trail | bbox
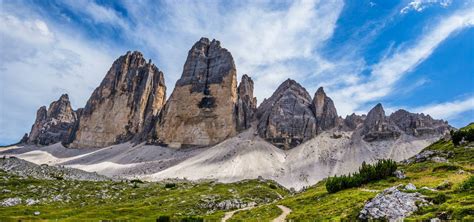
[221,206,254,222]
[272,205,292,222]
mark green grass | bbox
[0,173,288,221]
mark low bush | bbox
[156,215,170,222]
[458,175,474,192]
[432,164,460,172]
[165,183,176,189]
[326,159,397,193]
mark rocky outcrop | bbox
[344,113,365,130]
[71,51,166,148]
[362,103,401,142]
[27,94,78,145]
[156,38,238,148]
[236,74,257,131]
[256,79,317,149]
[359,185,429,220]
[389,109,450,137]
[312,87,338,132]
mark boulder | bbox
[359,185,429,220]
[256,79,317,149]
[362,103,401,142]
[27,94,78,145]
[71,51,166,148]
[236,74,257,131]
[312,87,338,131]
[156,38,238,148]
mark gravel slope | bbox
[1,126,438,189]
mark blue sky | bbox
[0,0,473,145]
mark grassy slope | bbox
[0,175,288,221]
[232,139,474,221]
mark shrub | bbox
[451,128,474,146]
[156,215,170,222]
[181,217,204,222]
[165,183,176,189]
[458,175,474,192]
[326,159,397,193]
[431,193,447,204]
[269,184,277,189]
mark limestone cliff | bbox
[71,51,166,148]
[156,38,238,148]
[256,79,317,149]
[362,103,401,142]
[312,87,338,132]
[27,94,78,145]
[236,74,257,131]
[389,109,451,137]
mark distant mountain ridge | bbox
[22,37,451,150]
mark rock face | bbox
[156,38,238,148]
[236,74,257,131]
[71,51,166,148]
[359,185,429,220]
[362,103,401,142]
[27,94,78,145]
[256,79,317,149]
[389,109,450,137]
[312,87,338,132]
[344,113,365,130]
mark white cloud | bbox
[401,0,452,14]
[412,96,474,119]
[0,12,115,144]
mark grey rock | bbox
[389,109,451,137]
[156,37,238,148]
[405,183,417,190]
[26,198,40,206]
[431,156,448,163]
[359,185,429,220]
[34,211,41,216]
[27,94,78,145]
[394,170,406,179]
[236,74,257,131]
[362,103,401,142]
[0,197,21,207]
[256,79,317,149]
[312,87,338,131]
[175,37,235,91]
[344,113,365,130]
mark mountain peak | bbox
[312,86,338,131]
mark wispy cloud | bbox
[328,6,474,116]
[0,6,115,144]
[412,96,474,119]
[400,0,452,14]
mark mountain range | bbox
[18,37,452,189]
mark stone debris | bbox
[394,170,406,179]
[405,183,417,190]
[0,197,22,207]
